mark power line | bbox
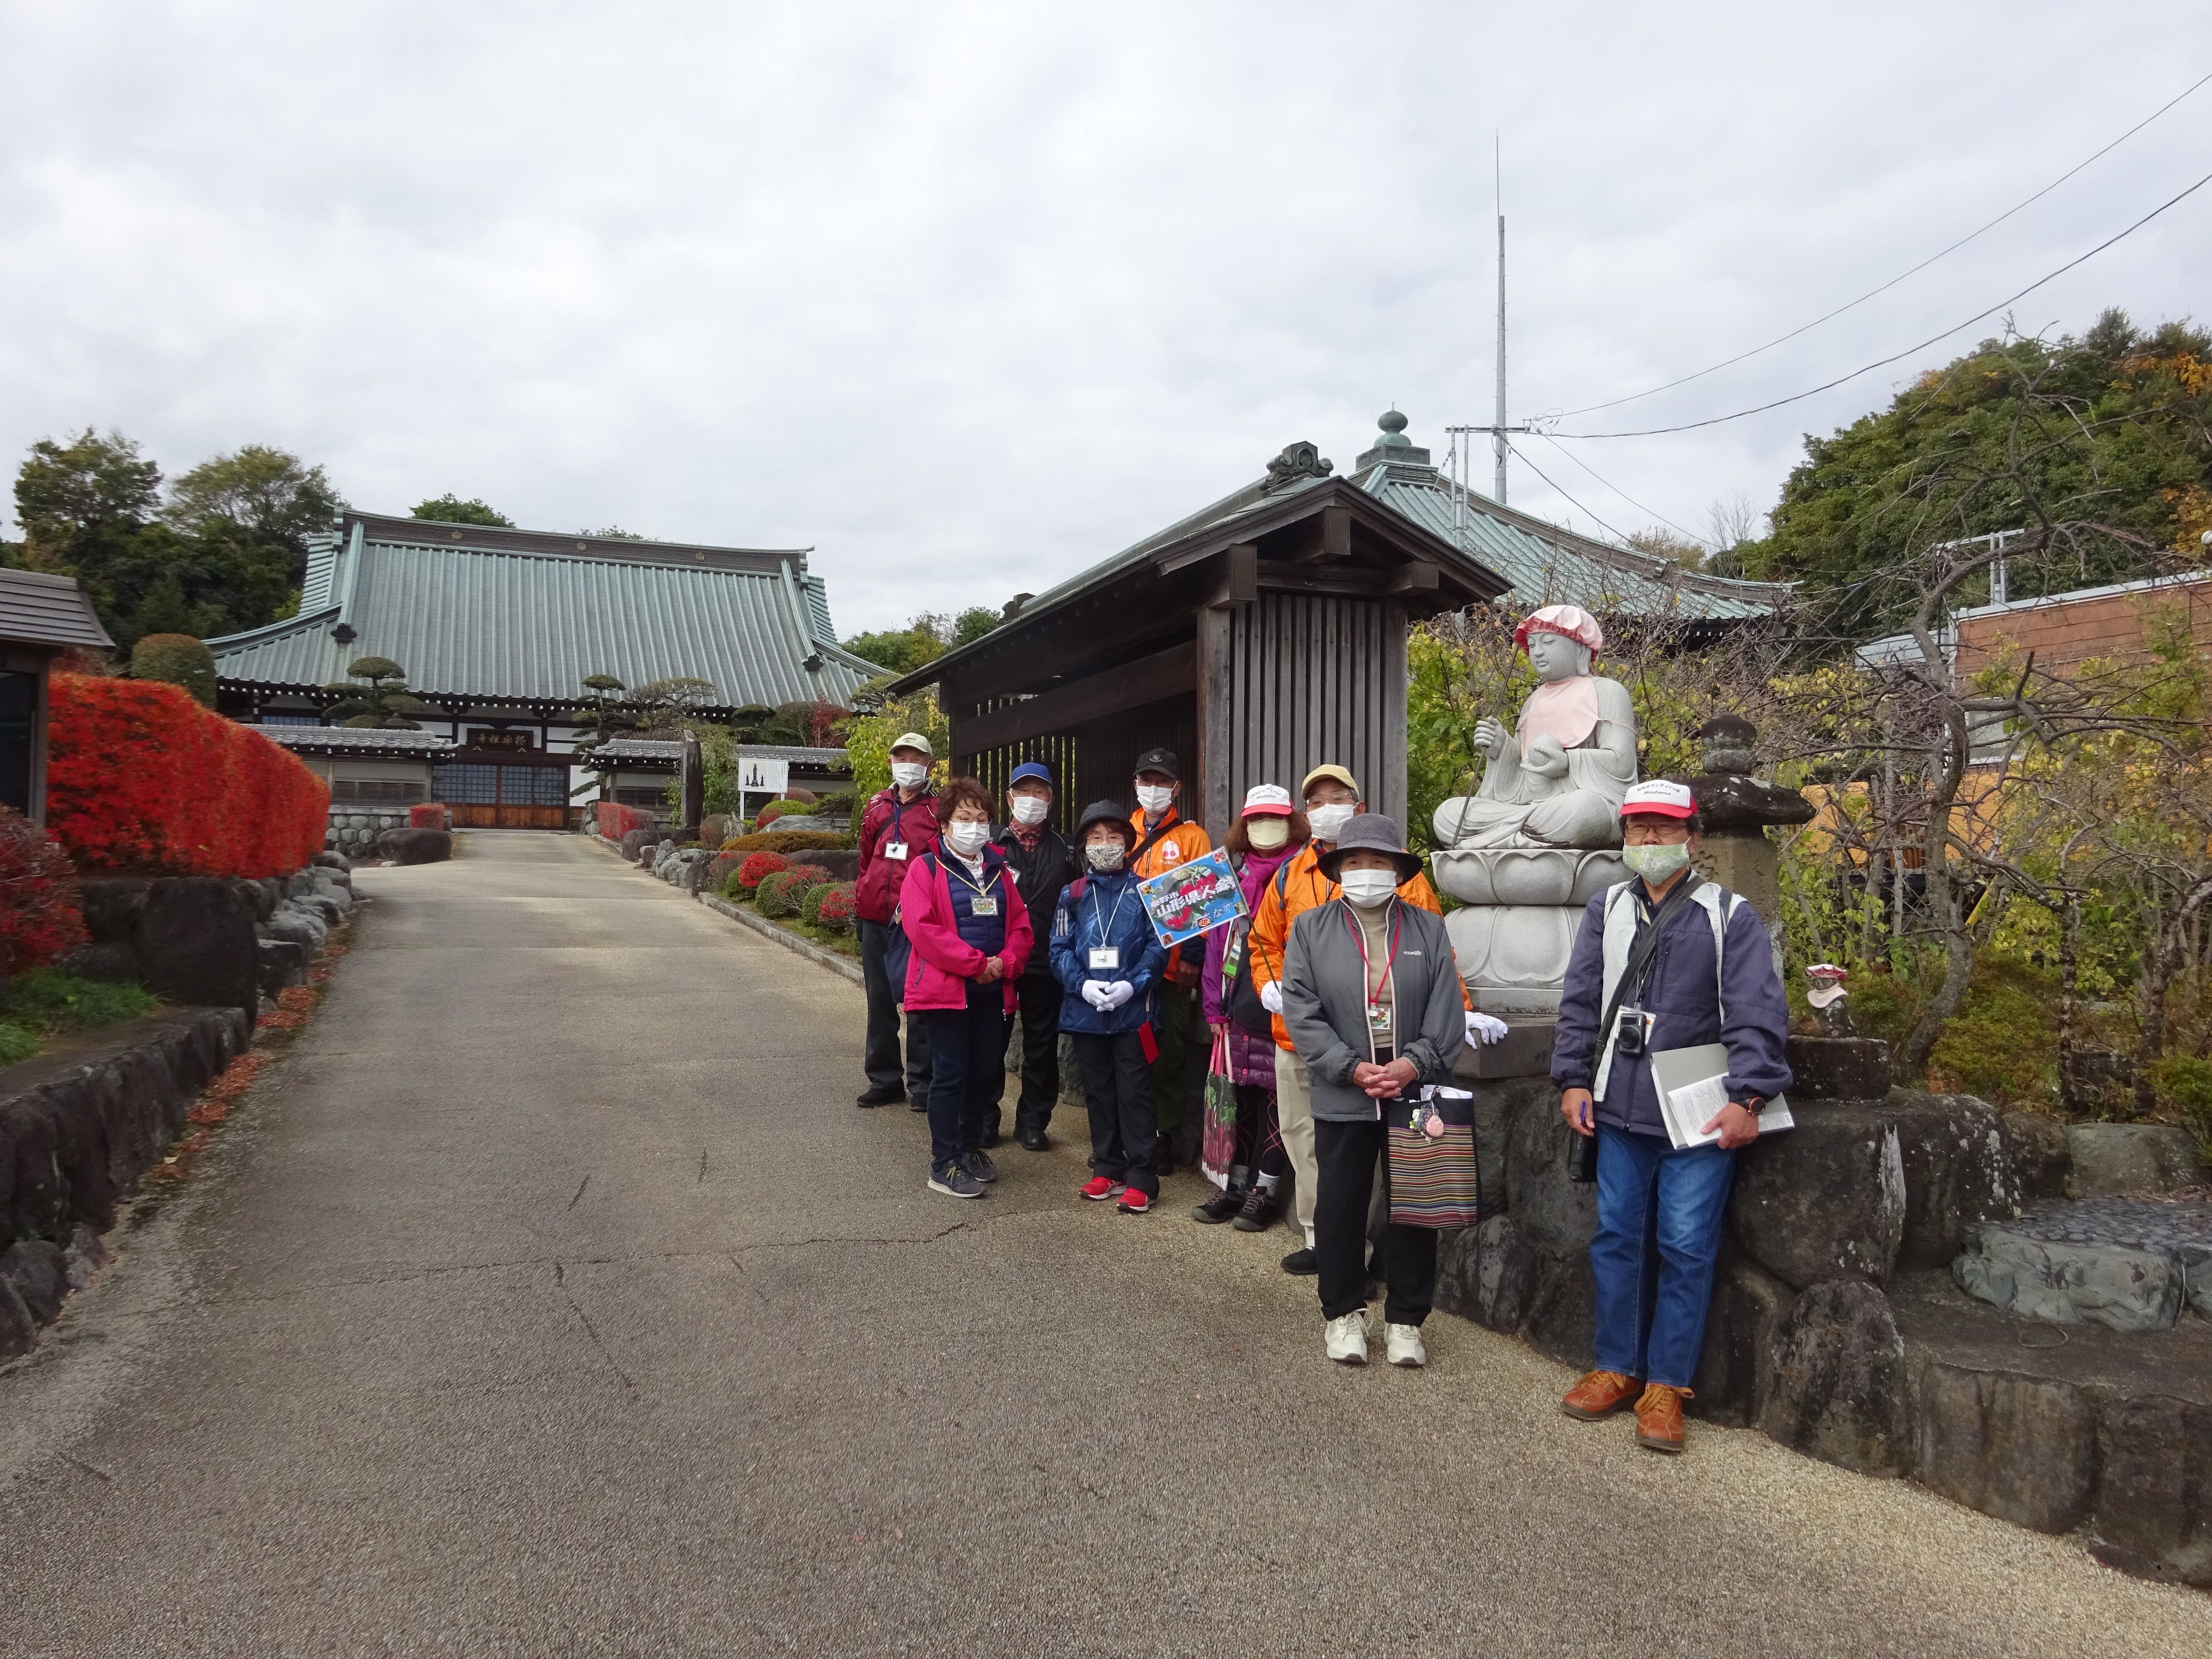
[1504,441,1637,545]
[1550,165,2212,440]
[1552,70,2212,421]
[1531,432,1714,548]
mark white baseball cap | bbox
[891,731,934,758]
[1619,779,1697,820]
[1241,783,1294,817]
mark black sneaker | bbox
[1232,1187,1279,1233]
[1192,1188,1245,1224]
[856,1084,904,1108]
[1016,1127,1050,1152]
[1280,1247,1318,1275]
[928,1164,986,1200]
[963,1149,1000,1184]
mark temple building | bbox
[207,512,878,829]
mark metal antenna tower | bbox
[1446,138,1534,504]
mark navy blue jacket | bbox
[1550,880,1794,1135]
[1049,869,1167,1035]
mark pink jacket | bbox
[898,847,1035,1014]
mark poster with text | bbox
[1138,848,1247,948]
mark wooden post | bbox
[1197,606,1233,838]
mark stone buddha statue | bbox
[1433,605,1636,851]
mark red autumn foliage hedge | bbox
[0,806,88,971]
[595,801,647,839]
[47,673,329,877]
[410,803,450,830]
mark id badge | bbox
[970,894,998,916]
[1088,946,1120,971]
[884,840,909,861]
[1367,1001,1392,1036]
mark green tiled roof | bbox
[211,513,878,709]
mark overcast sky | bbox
[3,3,2208,635]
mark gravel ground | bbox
[0,830,2205,1657]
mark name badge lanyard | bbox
[1089,881,1131,972]
[1342,900,1404,1065]
[945,854,1001,915]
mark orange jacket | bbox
[1246,840,1449,1050]
[1129,806,1214,981]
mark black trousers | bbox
[989,972,1062,1133]
[1072,1031,1158,1198]
[919,986,1005,1175]
[858,919,931,1096]
[1314,1117,1436,1326]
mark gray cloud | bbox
[3,2,2207,633]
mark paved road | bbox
[1,833,2205,1657]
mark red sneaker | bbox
[1081,1176,1126,1202]
[1116,1188,1153,1214]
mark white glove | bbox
[1259,981,1284,1016]
[1103,980,1136,1011]
[1081,981,1111,1010]
[1467,1011,1510,1046]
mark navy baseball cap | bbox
[1008,761,1053,788]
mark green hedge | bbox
[718,829,848,855]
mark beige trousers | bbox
[1274,1045,1319,1247]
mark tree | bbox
[322,656,434,728]
[163,445,341,543]
[129,634,218,706]
[411,495,512,527]
[841,607,1002,677]
[624,676,719,735]
[13,429,159,540]
[582,525,646,541]
[570,673,639,753]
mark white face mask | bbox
[1085,841,1125,872]
[1009,795,1050,827]
[1623,841,1692,883]
[1308,802,1357,843]
[890,761,928,789]
[1134,784,1173,815]
[1245,817,1289,850]
[943,819,990,858]
[1340,869,1398,909]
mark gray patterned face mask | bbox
[1622,842,1691,882]
[1085,843,1125,872]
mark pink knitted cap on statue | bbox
[1513,604,1604,656]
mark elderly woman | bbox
[1279,814,1467,1367]
[900,777,1034,1201]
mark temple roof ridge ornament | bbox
[1262,439,1335,491]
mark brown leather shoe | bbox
[1561,1369,1640,1420]
[1634,1384,1688,1453]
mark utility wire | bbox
[1551,165,2212,440]
[1531,432,1715,548]
[1552,71,2212,420]
[1504,441,1637,545]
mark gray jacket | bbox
[1280,898,1467,1121]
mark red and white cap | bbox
[1241,783,1295,817]
[1619,780,1697,820]
[1514,604,1604,656]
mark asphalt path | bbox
[1,831,2205,1657]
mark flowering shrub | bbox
[798,878,838,925]
[755,869,814,917]
[814,882,858,934]
[0,808,88,974]
[755,800,791,828]
[736,851,792,892]
[595,801,647,839]
[410,803,450,830]
[47,675,327,877]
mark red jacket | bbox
[898,848,1034,1013]
[856,786,941,924]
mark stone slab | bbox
[1952,1221,2184,1333]
[1453,1018,1555,1081]
[2067,1122,2208,1196]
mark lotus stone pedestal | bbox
[1431,846,1627,1014]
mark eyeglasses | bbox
[1622,819,1692,845]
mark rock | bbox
[54,942,141,984]
[788,849,859,882]
[619,827,659,862]
[2067,1123,2207,1196]
[311,851,352,872]
[375,828,452,865]
[285,870,319,900]
[1458,1213,1540,1335]
[1915,1362,2097,1535]
[705,853,743,891]
[699,814,732,847]
[296,894,346,926]
[1952,1223,2184,1333]
[264,910,324,952]
[2091,1395,2212,1587]
[1453,1018,1556,1083]
[1784,1036,1892,1100]
[1691,1254,1793,1425]
[2184,1244,2212,1321]
[1760,1278,1911,1476]
[228,875,276,922]
[0,1277,34,1360]
[62,1223,110,1290]
[1433,1223,1486,1325]
[1887,1093,2020,1270]
[2003,1111,2071,1200]
[76,876,151,944]
[139,877,260,1016]
[1731,1107,1905,1290]
[1502,1092,1597,1255]
[258,937,309,996]
[259,876,287,914]
[0,1237,69,1325]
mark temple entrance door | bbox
[432,758,573,829]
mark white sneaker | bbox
[1324,1309,1369,1364]
[1385,1322,1427,1368]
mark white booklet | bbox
[1650,1043,1794,1150]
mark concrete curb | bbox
[700,894,865,988]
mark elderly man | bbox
[854,733,942,1109]
[1551,779,1792,1453]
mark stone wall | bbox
[0,1007,252,1358]
[70,858,357,1014]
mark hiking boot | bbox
[856,1084,904,1108]
[962,1149,999,1184]
[1280,1247,1318,1276]
[927,1164,986,1200]
[1635,1385,1688,1453]
[1231,1187,1279,1232]
[1324,1309,1370,1364]
[1561,1370,1640,1421]
[1193,1187,1246,1224]
[1080,1175,1126,1202]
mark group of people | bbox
[849,723,1791,1453]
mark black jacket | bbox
[995,823,1079,980]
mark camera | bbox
[1614,1004,1647,1059]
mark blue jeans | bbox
[919,985,1006,1176]
[1590,1125,1738,1389]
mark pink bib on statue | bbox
[1519,675,1602,753]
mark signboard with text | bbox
[736,755,791,797]
[1136,848,1247,948]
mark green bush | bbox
[719,829,846,855]
[798,881,835,925]
[2150,1054,2212,1152]
[755,869,811,918]
[0,1022,38,1065]
[815,881,858,934]
[130,633,218,707]
[1927,954,2059,1108]
[3,967,159,1031]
